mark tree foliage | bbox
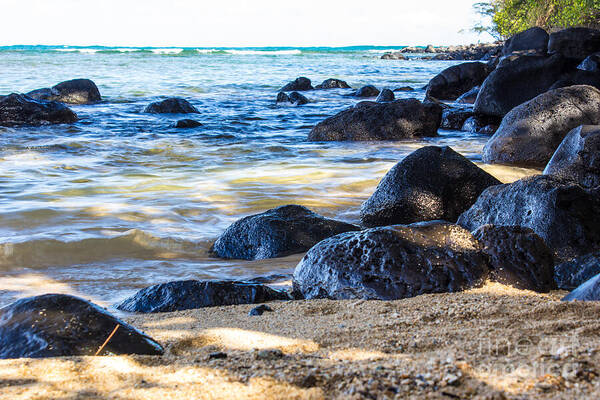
[473,0,600,39]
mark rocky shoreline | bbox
[1,25,600,400]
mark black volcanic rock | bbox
[280,77,313,91]
[315,78,351,89]
[474,225,555,292]
[483,85,600,167]
[211,205,359,260]
[0,294,163,359]
[562,273,600,301]
[0,93,78,126]
[461,115,499,135]
[277,91,309,105]
[425,62,490,101]
[548,27,600,61]
[543,125,600,188]
[27,79,102,105]
[555,251,600,290]
[502,27,549,56]
[441,108,474,130]
[376,88,395,102]
[175,119,203,128]
[456,86,480,104]
[308,99,442,141]
[116,280,290,313]
[360,146,501,227]
[145,97,200,114]
[458,175,600,261]
[579,52,600,72]
[353,85,380,98]
[292,221,489,300]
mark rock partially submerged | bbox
[360,146,500,227]
[211,205,359,260]
[175,119,203,128]
[458,175,600,261]
[276,91,309,105]
[474,225,555,292]
[353,85,380,98]
[441,108,474,130]
[461,115,499,135]
[0,93,78,126]
[280,77,313,91]
[456,86,480,104]
[375,88,394,102]
[293,222,489,300]
[116,280,290,313]
[381,52,407,60]
[543,125,600,188]
[0,294,163,359]
[26,79,102,105]
[483,85,600,167]
[562,274,600,301]
[315,78,351,89]
[425,62,490,101]
[145,97,200,114]
[308,99,442,141]
[555,251,600,290]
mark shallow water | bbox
[0,46,539,308]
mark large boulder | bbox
[308,99,442,141]
[543,125,600,188]
[0,294,163,359]
[502,27,549,56]
[315,78,351,89]
[458,175,600,261]
[353,85,380,98]
[579,52,600,72]
[26,79,102,105]
[376,88,395,102]
[116,280,290,313]
[555,251,600,290]
[211,205,359,260]
[548,28,600,61]
[292,221,489,300]
[360,146,501,227]
[562,274,600,301]
[550,69,600,91]
[473,225,555,292]
[0,93,78,126]
[280,77,313,91]
[144,97,199,113]
[425,62,490,101]
[483,85,600,167]
[474,54,572,117]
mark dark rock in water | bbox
[280,77,313,91]
[543,125,600,188]
[441,108,474,130]
[562,273,600,301]
[456,86,480,104]
[458,175,600,261]
[0,294,163,359]
[0,93,78,126]
[425,62,490,101]
[502,27,549,56]
[360,146,500,227]
[145,97,200,114]
[555,251,600,290]
[315,78,351,89]
[550,69,600,91]
[26,78,102,105]
[381,52,407,60]
[249,304,273,316]
[579,52,600,72]
[277,91,309,105]
[353,85,380,98]
[308,99,442,141]
[211,205,359,260]
[116,280,290,313]
[483,85,600,167]
[376,88,395,102]
[474,54,572,117]
[394,86,414,92]
[461,115,499,135]
[548,28,600,61]
[175,119,203,128]
[246,273,291,284]
[473,225,555,292]
[292,221,489,300]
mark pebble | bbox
[208,351,227,360]
[256,348,284,360]
[248,304,273,316]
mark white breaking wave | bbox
[223,49,302,55]
[151,48,184,54]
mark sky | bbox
[0,0,494,47]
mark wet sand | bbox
[2,282,599,399]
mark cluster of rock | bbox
[381,42,503,61]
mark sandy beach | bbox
[2,282,599,399]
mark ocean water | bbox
[0,46,536,308]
